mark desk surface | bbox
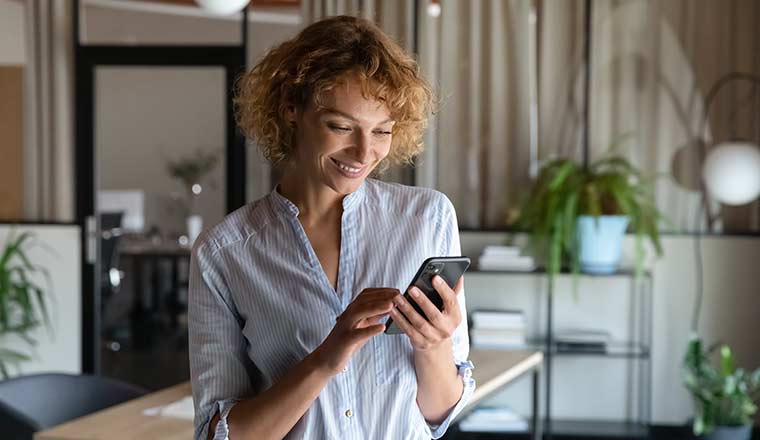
[34,382,194,440]
[35,349,542,440]
[119,238,191,257]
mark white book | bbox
[478,254,535,265]
[555,328,612,344]
[459,406,528,432]
[471,331,526,348]
[469,328,525,337]
[477,256,536,272]
[471,310,525,329]
[482,245,522,257]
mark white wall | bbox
[460,231,760,424]
[0,0,25,65]
[96,67,228,237]
[0,225,81,377]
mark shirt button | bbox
[345,409,353,418]
[342,366,348,372]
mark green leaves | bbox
[683,336,760,434]
[0,230,52,379]
[515,149,666,288]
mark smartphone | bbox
[384,256,471,334]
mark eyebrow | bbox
[322,108,394,125]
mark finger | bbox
[358,310,391,327]
[392,295,439,340]
[352,288,400,306]
[453,275,464,294]
[353,323,386,341]
[346,299,395,325]
[345,290,397,318]
[388,307,425,342]
[433,275,460,314]
[407,286,446,329]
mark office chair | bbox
[0,373,147,440]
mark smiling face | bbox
[285,77,395,196]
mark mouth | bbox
[330,157,366,178]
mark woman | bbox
[189,15,474,440]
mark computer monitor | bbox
[97,190,145,233]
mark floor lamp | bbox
[691,72,760,333]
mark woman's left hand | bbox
[388,275,464,352]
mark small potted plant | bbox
[514,144,664,285]
[166,148,221,245]
[683,335,760,440]
[0,230,51,378]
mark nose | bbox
[350,131,372,164]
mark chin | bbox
[328,176,366,195]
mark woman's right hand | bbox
[311,287,399,376]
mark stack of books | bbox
[458,405,528,432]
[477,245,536,271]
[470,309,526,349]
[554,329,611,354]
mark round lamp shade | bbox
[195,0,250,15]
[702,141,760,205]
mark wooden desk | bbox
[120,240,192,342]
[35,349,542,440]
[34,382,194,440]
[460,349,544,440]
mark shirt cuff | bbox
[201,399,239,440]
[428,360,476,439]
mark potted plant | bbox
[166,148,221,245]
[514,146,664,285]
[0,231,51,378]
[683,335,760,440]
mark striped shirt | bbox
[188,178,475,440]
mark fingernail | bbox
[434,276,443,286]
[410,288,420,298]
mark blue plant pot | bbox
[576,215,629,274]
[704,425,752,440]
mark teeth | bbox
[335,159,360,173]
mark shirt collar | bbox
[270,180,367,217]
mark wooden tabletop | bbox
[34,349,542,439]
[462,349,544,418]
[34,382,194,440]
[119,240,192,257]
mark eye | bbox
[328,124,351,133]
[373,130,392,137]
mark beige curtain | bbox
[436,0,760,231]
[302,0,760,231]
[588,0,760,232]
[436,0,533,228]
[24,0,75,222]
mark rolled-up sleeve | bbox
[188,237,257,440]
[426,194,477,439]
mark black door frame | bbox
[73,0,248,374]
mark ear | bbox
[284,104,297,125]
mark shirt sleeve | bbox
[188,239,258,440]
[426,193,477,439]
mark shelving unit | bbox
[466,267,653,439]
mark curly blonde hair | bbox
[234,15,434,172]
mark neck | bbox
[278,172,345,221]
